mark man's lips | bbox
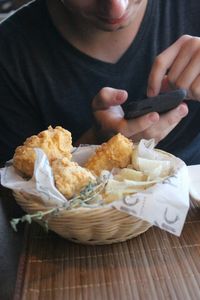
[97,12,129,25]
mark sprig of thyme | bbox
[69,171,111,208]
[68,175,109,208]
[10,172,110,232]
[10,207,60,232]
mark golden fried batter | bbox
[84,133,133,176]
[52,158,96,199]
[13,126,72,177]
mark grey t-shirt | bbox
[0,0,200,163]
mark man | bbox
[0,0,200,164]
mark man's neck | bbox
[47,0,148,63]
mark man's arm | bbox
[91,87,188,145]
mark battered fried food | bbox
[13,126,72,177]
[84,133,133,176]
[52,158,96,199]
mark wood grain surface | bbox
[13,200,200,300]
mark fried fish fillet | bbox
[84,133,133,176]
[52,158,96,199]
[13,126,72,177]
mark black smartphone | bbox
[124,89,187,119]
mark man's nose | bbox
[104,0,129,19]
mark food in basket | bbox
[114,168,147,181]
[1,126,188,244]
[131,146,171,179]
[52,158,96,199]
[13,126,72,177]
[83,135,173,203]
[12,126,173,203]
[84,133,133,176]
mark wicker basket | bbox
[188,165,200,208]
[13,190,152,245]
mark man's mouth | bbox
[97,12,129,25]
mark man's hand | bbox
[148,35,200,100]
[92,87,188,144]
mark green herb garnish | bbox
[10,173,110,231]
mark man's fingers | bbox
[147,35,192,96]
[119,112,160,137]
[169,49,200,90]
[147,103,188,141]
[130,103,188,143]
[92,87,128,111]
[167,37,200,85]
[190,74,200,100]
[154,103,188,136]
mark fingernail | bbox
[178,105,187,116]
[116,90,127,101]
[149,112,159,122]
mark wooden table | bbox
[0,187,24,300]
[1,186,200,300]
